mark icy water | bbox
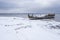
[55,14,60,22]
[0,13,60,22]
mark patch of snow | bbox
[0,17,60,40]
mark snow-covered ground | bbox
[0,17,60,40]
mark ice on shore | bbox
[0,17,60,40]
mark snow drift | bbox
[0,17,60,40]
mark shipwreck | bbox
[28,14,55,20]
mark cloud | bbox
[0,1,19,10]
[0,0,60,13]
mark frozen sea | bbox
[0,13,60,22]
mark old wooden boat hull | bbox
[28,14,55,20]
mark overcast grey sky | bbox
[0,0,60,13]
